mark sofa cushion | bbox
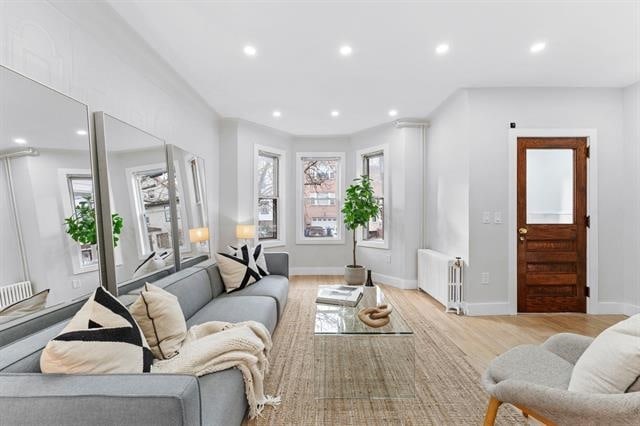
[486,344,573,390]
[130,268,213,320]
[129,283,187,360]
[569,314,640,393]
[192,260,225,298]
[219,275,288,319]
[198,369,248,426]
[186,296,278,334]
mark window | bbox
[296,152,345,244]
[67,175,99,268]
[255,147,286,246]
[357,145,389,249]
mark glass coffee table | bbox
[314,285,415,399]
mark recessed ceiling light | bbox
[13,138,27,145]
[339,45,353,56]
[530,42,546,54]
[272,110,282,118]
[435,43,450,55]
[388,109,398,117]
[330,110,340,117]
[243,45,257,56]
[76,129,88,136]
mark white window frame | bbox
[254,145,287,248]
[356,144,390,249]
[296,152,346,245]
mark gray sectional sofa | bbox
[0,252,289,426]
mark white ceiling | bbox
[108,1,639,136]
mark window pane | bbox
[302,158,339,238]
[258,198,278,240]
[133,170,175,255]
[67,176,98,267]
[366,153,384,197]
[258,153,277,197]
[363,153,384,241]
[526,149,574,224]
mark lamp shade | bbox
[189,227,210,243]
[236,224,256,239]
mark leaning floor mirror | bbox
[0,65,98,325]
[94,113,177,293]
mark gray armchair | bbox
[482,333,640,426]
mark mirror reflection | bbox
[99,114,176,285]
[171,145,210,263]
[0,65,97,324]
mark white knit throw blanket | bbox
[152,321,280,419]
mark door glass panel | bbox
[526,149,574,224]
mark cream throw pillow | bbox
[0,289,49,324]
[214,250,261,293]
[129,283,187,360]
[569,314,640,393]
[40,287,153,374]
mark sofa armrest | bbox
[265,252,289,278]
[542,333,594,365]
[0,374,200,426]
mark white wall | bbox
[0,1,220,299]
[437,88,626,314]
[623,81,640,315]
[425,90,470,262]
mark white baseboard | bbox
[372,272,417,290]
[594,302,640,316]
[463,302,514,316]
[289,267,417,290]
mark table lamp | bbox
[189,227,210,253]
[236,224,255,247]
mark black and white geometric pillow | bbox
[227,243,270,277]
[40,286,154,374]
[215,245,262,293]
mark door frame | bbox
[508,129,598,314]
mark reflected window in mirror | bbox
[171,145,210,261]
[63,172,99,272]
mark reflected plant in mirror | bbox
[64,195,124,247]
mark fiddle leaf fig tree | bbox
[65,195,123,248]
[341,175,380,267]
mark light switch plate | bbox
[482,211,491,224]
[494,211,503,224]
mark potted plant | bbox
[341,175,380,285]
[65,195,124,248]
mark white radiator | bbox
[0,281,33,308]
[417,250,464,315]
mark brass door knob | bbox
[518,228,528,235]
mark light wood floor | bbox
[246,276,625,425]
[293,275,624,375]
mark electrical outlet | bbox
[494,211,503,224]
[482,211,491,224]
[71,279,81,289]
[480,272,490,285]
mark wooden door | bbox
[517,137,588,313]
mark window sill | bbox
[260,239,286,249]
[358,240,389,250]
[296,237,345,245]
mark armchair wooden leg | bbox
[483,396,502,426]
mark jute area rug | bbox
[244,279,525,425]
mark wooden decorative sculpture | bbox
[358,304,393,328]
